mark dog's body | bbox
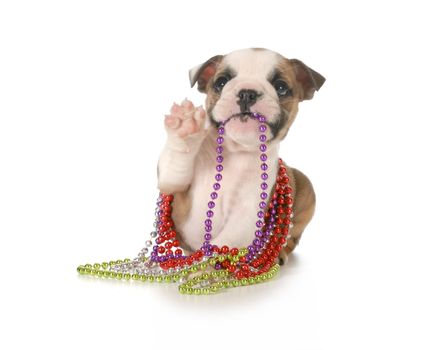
[157,48,324,264]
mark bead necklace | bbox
[77,113,294,295]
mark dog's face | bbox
[189,48,325,149]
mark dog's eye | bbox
[273,79,290,97]
[214,76,230,93]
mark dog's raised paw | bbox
[164,99,206,138]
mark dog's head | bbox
[189,48,325,149]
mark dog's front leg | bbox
[157,99,207,194]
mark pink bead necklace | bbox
[77,113,294,295]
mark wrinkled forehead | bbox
[221,49,288,78]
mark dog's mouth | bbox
[209,109,282,141]
[230,112,253,122]
[224,112,256,124]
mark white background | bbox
[1,1,421,349]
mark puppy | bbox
[157,48,324,265]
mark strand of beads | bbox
[200,123,225,257]
[77,113,294,294]
[194,114,278,281]
[248,159,293,272]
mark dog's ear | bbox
[290,59,325,101]
[189,55,223,93]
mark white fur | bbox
[158,49,284,251]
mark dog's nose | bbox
[237,89,258,111]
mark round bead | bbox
[216,165,223,172]
[228,264,236,273]
[259,134,267,142]
[210,192,218,200]
[259,144,267,152]
[215,174,222,181]
[230,248,239,256]
[208,201,215,209]
[259,125,267,132]
[217,136,224,144]
[260,154,267,161]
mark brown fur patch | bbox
[283,166,316,255]
[289,59,325,101]
[266,58,302,143]
[204,63,231,122]
[191,55,224,92]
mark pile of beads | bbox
[77,113,294,294]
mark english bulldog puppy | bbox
[157,48,324,264]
